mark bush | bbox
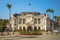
[0,26,2,29]
[19,30,42,35]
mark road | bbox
[0,33,60,40]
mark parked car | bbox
[53,29,60,33]
[0,29,3,32]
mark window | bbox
[27,26,32,31]
[23,19,25,24]
[14,19,16,25]
[38,27,40,30]
[19,19,22,24]
[38,19,40,24]
[34,19,37,24]
[23,27,26,31]
[34,26,37,31]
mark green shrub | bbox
[19,30,42,35]
[0,25,2,29]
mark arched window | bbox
[23,19,25,24]
[38,27,40,30]
[19,19,22,24]
[27,26,32,31]
[34,26,37,31]
[34,19,37,24]
[14,19,16,25]
[23,27,26,31]
[38,19,40,24]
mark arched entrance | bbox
[23,27,26,31]
[38,27,41,30]
[27,26,32,31]
[34,26,37,31]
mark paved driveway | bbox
[0,32,60,40]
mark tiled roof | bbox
[13,12,41,17]
[13,14,19,17]
[20,12,40,15]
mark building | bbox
[54,16,60,29]
[50,20,59,31]
[10,12,51,31]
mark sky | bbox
[0,0,60,19]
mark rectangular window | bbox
[38,19,40,24]
[23,19,25,24]
[14,19,16,25]
[34,19,37,24]
[19,19,21,24]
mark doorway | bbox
[27,26,32,31]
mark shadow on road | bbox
[15,35,39,38]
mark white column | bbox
[21,26,23,31]
[17,18,20,30]
[11,24,14,31]
[32,25,34,31]
[45,19,47,31]
[26,25,28,31]
[25,26,26,31]
[37,18,38,24]
[22,18,23,24]
[11,18,15,31]
[37,26,38,30]
[40,26,42,30]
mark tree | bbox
[0,19,8,31]
[46,8,54,31]
[7,3,12,19]
[46,8,54,13]
[54,16,60,28]
[6,4,12,32]
[46,8,54,19]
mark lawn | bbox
[18,30,42,35]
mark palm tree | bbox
[6,4,12,33]
[7,3,12,19]
[46,8,54,19]
[46,8,54,13]
[46,8,54,31]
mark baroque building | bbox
[10,12,50,31]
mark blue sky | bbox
[0,0,60,19]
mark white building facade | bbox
[10,12,50,31]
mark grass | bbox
[18,30,42,35]
[0,26,2,29]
